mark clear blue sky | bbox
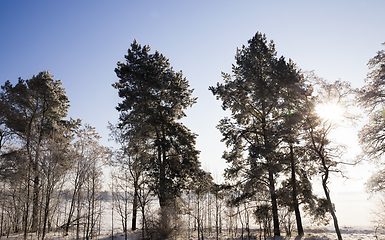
[1,1,384,204]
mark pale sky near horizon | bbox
[1,0,385,227]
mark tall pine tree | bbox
[113,40,201,238]
[210,32,308,237]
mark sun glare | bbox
[315,103,344,122]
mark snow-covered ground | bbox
[3,225,384,240]
[328,192,375,227]
[3,191,384,239]
[289,226,384,240]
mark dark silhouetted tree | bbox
[113,40,201,238]
[210,32,309,237]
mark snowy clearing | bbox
[3,225,385,240]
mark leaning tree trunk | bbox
[321,161,342,240]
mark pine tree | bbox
[113,40,201,238]
[210,32,308,237]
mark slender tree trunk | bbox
[31,127,44,233]
[0,183,5,239]
[268,168,280,236]
[187,192,191,239]
[207,194,211,236]
[0,202,3,239]
[262,105,280,237]
[76,191,81,240]
[124,190,128,240]
[132,179,138,231]
[38,183,44,240]
[197,193,200,240]
[111,199,114,240]
[90,175,96,239]
[25,120,33,240]
[65,187,78,235]
[308,121,342,240]
[23,168,31,240]
[42,171,55,240]
[219,202,222,234]
[98,200,100,235]
[215,192,219,240]
[244,202,250,240]
[86,185,91,240]
[290,144,304,236]
[141,201,146,239]
[41,190,51,240]
[321,165,342,240]
[238,206,244,240]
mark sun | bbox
[315,103,344,122]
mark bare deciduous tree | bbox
[303,75,355,240]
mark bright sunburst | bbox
[315,103,344,122]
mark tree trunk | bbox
[290,144,304,236]
[90,174,96,240]
[76,191,81,240]
[64,188,78,235]
[86,185,91,240]
[158,126,172,238]
[322,168,342,240]
[0,195,4,239]
[215,192,219,240]
[99,200,102,236]
[41,190,51,240]
[141,200,146,239]
[31,176,40,233]
[207,194,211,236]
[132,179,138,231]
[158,149,171,238]
[308,118,343,240]
[124,190,128,240]
[238,206,244,240]
[31,124,45,234]
[23,169,31,240]
[268,168,280,236]
[197,193,201,240]
[111,200,114,240]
